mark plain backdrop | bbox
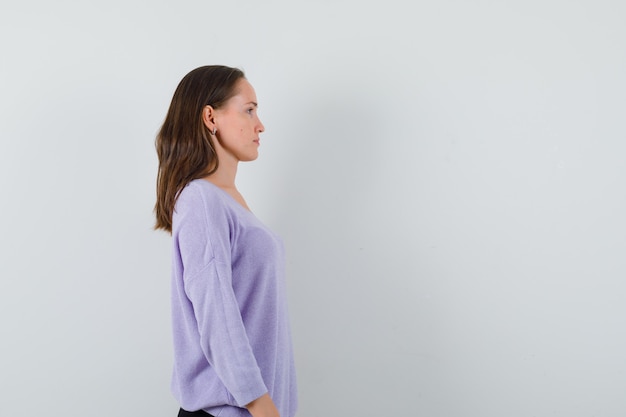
[1,1,625,416]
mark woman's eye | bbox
[247,108,254,114]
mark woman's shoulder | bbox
[173,179,234,233]
[178,179,227,209]
[173,180,235,229]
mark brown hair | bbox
[154,65,245,233]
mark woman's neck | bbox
[206,153,239,188]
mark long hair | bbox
[154,65,245,233]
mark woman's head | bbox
[203,77,265,164]
[154,65,246,233]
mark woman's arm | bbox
[175,183,268,406]
[246,393,280,417]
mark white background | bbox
[1,1,625,416]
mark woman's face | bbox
[213,78,265,162]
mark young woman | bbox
[154,66,297,417]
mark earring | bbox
[212,128,217,135]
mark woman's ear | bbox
[202,105,217,132]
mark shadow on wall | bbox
[268,84,431,415]
[273,86,384,270]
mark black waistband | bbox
[178,408,214,417]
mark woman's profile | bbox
[154,65,297,417]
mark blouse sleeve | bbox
[174,183,268,407]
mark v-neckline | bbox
[199,179,253,214]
